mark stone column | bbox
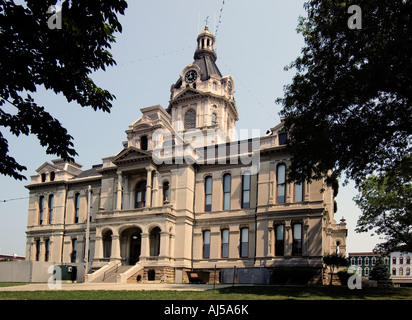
[284,220,292,257]
[94,234,103,260]
[152,171,159,207]
[110,235,121,262]
[159,231,168,258]
[116,171,123,211]
[140,232,150,262]
[145,167,153,208]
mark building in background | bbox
[24,26,346,284]
[348,252,390,278]
[390,252,412,287]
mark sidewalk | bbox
[0,282,233,292]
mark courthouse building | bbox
[25,26,347,283]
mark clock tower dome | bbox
[167,26,239,145]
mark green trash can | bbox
[57,265,77,282]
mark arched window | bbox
[407,256,411,264]
[41,173,46,182]
[211,113,217,126]
[102,230,112,258]
[392,268,397,276]
[221,229,229,258]
[135,180,147,208]
[140,135,148,151]
[204,176,212,212]
[150,227,161,257]
[406,267,410,276]
[242,172,251,208]
[276,164,286,203]
[223,173,231,210]
[240,228,249,258]
[74,193,80,223]
[275,224,284,256]
[48,194,54,224]
[399,267,404,276]
[163,181,170,204]
[50,171,55,181]
[365,257,370,265]
[184,109,196,130]
[39,196,44,225]
[203,230,210,259]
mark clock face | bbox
[185,70,197,83]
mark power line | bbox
[0,196,29,203]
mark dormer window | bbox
[140,135,148,151]
[41,173,46,182]
[50,171,55,181]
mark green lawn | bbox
[0,285,411,300]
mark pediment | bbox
[173,88,201,101]
[112,147,152,164]
[36,162,59,173]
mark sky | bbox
[0,0,381,257]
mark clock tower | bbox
[167,26,239,146]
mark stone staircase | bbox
[101,265,134,283]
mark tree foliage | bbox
[0,0,127,180]
[277,0,411,185]
[354,156,412,252]
[369,257,392,287]
[323,253,349,285]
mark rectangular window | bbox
[292,223,302,256]
[39,196,44,225]
[223,174,231,210]
[242,173,251,208]
[278,133,287,145]
[74,193,80,223]
[221,229,229,258]
[277,164,286,203]
[203,231,210,259]
[205,176,212,212]
[48,195,54,224]
[44,239,50,262]
[275,224,284,256]
[240,228,249,258]
[71,239,77,263]
[294,182,303,202]
[35,239,40,261]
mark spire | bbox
[194,25,217,61]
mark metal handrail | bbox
[102,263,119,281]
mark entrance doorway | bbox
[120,227,142,265]
[130,231,141,265]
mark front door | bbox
[129,232,141,265]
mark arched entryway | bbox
[120,227,142,265]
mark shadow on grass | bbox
[212,285,412,300]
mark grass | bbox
[0,285,411,300]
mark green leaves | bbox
[354,157,412,252]
[0,0,127,180]
[278,0,412,185]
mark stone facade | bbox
[25,26,347,283]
